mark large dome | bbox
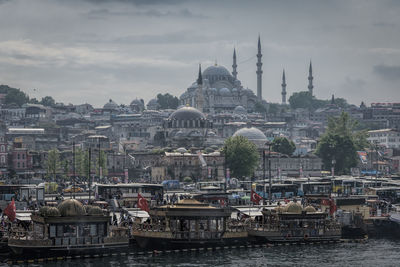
[58,199,86,217]
[103,99,118,110]
[233,127,267,141]
[203,65,231,77]
[169,106,206,120]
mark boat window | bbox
[49,225,56,238]
[90,224,97,236]
[57,225,64,237]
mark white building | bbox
[367,129,400,148]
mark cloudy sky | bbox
[0,0,399,107]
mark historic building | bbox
[179,38,264,114]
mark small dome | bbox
[234,105,246,114]
[232,88,238,93]
[169,106,206,120]
[130,99,143,106]
[233,127,267,141]
[203,65,231,77]
[286,202,303,214]
[211,88,217,93]
[176,147,188,153]
[39,206,60,217]
[58,199,86,217]
[219,88,231,96]
[274,206,285,213]
[103,99,118,110]
[304,205,316,213]
[85,205,103,216]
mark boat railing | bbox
[249,221,342,232]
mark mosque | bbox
[179,37,266,114]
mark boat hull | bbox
[133,231,249,250]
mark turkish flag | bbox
[251,189,263,205]
[4,198,16,222]
[137,193,149,212]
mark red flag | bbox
[4,199,16,222]
[251,189,263,204]
[329,198,337,215]
[137,193,149,212]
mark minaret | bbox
[232,47,238,79]
[308,60,313,96]
[281,69,287,104]
[196,64,204,112]
[256,35,263,100]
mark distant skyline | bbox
[0,0,399,107]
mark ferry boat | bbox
[132,199,249,250]
[8,199,129,258]
[247,201,341,243]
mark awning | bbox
[16,212,32,221]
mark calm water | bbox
[2,239,400,267]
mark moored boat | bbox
[132,199,249,250]
[8,199,129,258]
[247,201,341,243]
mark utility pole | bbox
[268,145,272,204]
[263,150,266,200]
[72,141,76,199]
[88,148,91,203]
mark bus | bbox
[365,187,400,204]
[95,183,164,207]
[255,183,299,199]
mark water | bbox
[3,239,400,267]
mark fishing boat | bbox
[8,199,129,258]
[247,200,341,243]
[132,199,249,250]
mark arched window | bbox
[0,156,5,163]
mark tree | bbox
[254,101,267,114]
[40,96,56,107]
[315,112,368,175]
[271,137,296,156]
[222,136,259,178]
[46,149,61,181]
[4,88,29,107]
[156,93,179,109]
[96,150,108,177]
[289,91,314,109]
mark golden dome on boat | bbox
[85,205,103,215]
[58,199,86,217]
[303,205,316,213]
[285,202,303,214]
[39,206,60,217]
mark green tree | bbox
[156,93,179,109]
[254,101,267,114]
[46,149,61,181]
[271,137,296,156]
[4,88,29,107]
[222,136,259,178]
[315,112,368,175]
[96,150,108,177]
[40,96,56,107]
[61,159,70,180]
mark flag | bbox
[329,198,337,215]
[251,189,263,205]
[4,198,16,222]
[137,193,149,212]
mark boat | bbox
[8,199,129,258]
[247,201,342,243]
[131,199,249,250]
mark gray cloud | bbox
[85,7,206,19]
[83,0,184,5]
[373,65,400,81]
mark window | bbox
[0,145,4,152]
[0,156,4,163]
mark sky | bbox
[0,0,399,108]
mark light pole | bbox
[264,142,272,205]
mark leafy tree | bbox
[4,88,29,107]
[29,98,40,104]
[61,159,70,180]
[156,93,179,109]
[40,96,56,107]
[315,112,368,175]
[222,136,259,178]
[268,103,280,115]
[271,137,296,156]
[254,101,267,114]
[46,149,61,181]
[95,150,108,177]
[289,91,314,109]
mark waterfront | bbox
[3,239,398,267]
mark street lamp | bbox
[264,141,272,205]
